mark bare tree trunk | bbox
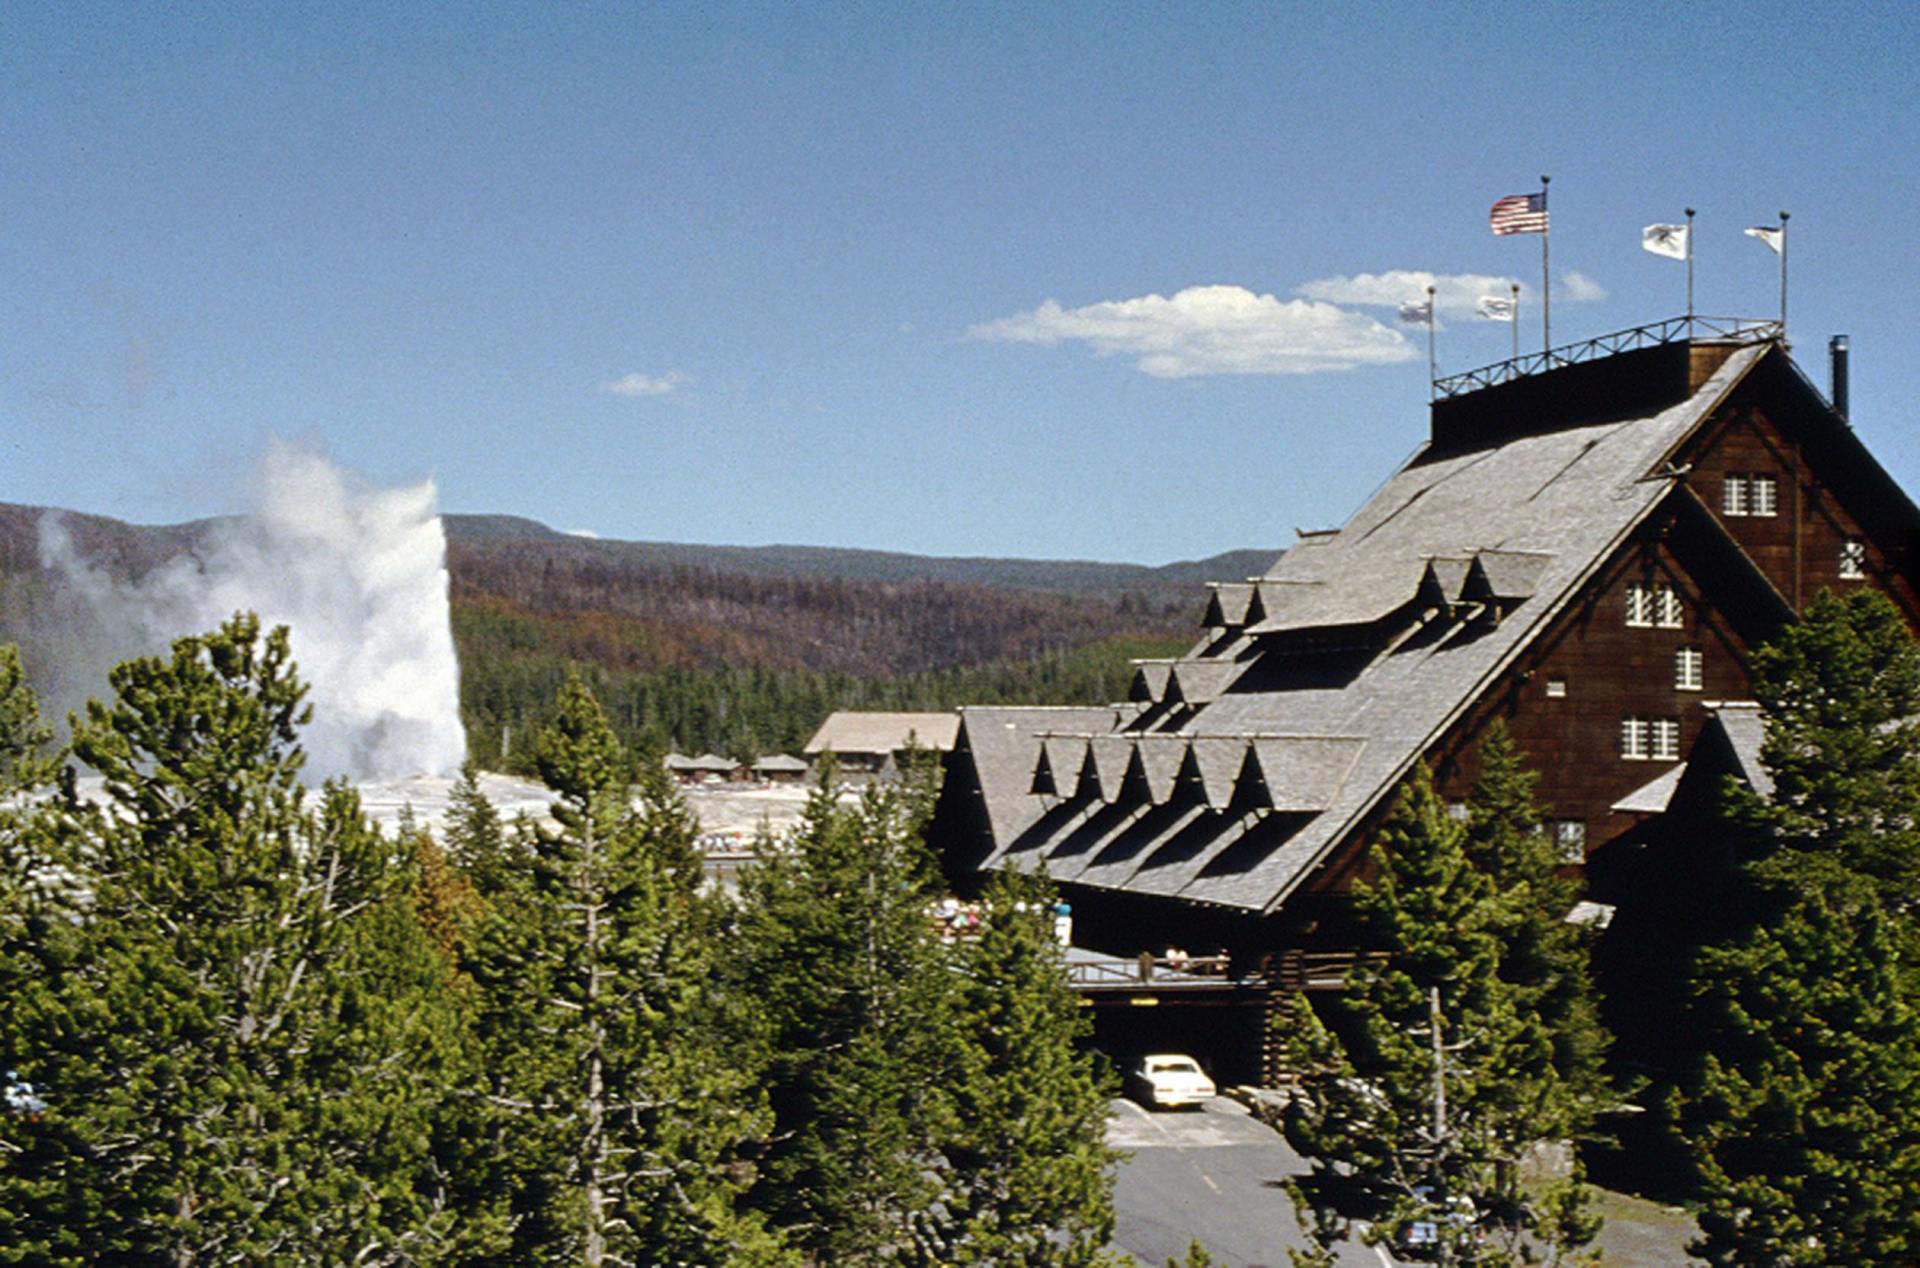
[171,1189,196,1268]
[583,814,607,1268]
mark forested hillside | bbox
[0,501,1272,763]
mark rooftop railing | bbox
[1432,315,1784,401]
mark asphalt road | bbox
[1108,1096,1697,1267]
[1108,1096,1379,1267]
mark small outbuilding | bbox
[663,752,741,784]
[751,754,812,784]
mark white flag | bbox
[1745,225,1784,254]
[1476,295,1516,322]
[1397,299,1433,325]
[1642,223,1689,260]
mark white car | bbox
[1125,1053,1216,1109]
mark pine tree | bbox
[445,761,505,867]
[1736,588,1920,906]
[1282,764,1601,1266]
[733,775,957,1263]
[938,866,1119,1265]
[0,644,53,790]
[468,671,786,1265]
[1679,590,1920,1263]
[0,615,465,1262]
[0,643,62,1260]
[1687,858,1920,1265]
[1464,722,1610,1144]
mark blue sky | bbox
[7,2,1918,563]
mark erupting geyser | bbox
[43,441,467,781]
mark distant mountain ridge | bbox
[439,514,1280,596]
[0,499,1282,758]
[0,502,1278,598]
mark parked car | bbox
[1124,1053,1216,1109]
[1394,1186,1482,1260]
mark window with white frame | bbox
[1554,819,1587,862]
[1655,584,1684,628]
[1622,716,1682,761]
[1676,646,1704,691]
[1545,676,1567,699]
[1625,583,1652,627]
[1752,474,1779,516]
[1723,475,1750,516]
[1841,538,1867,579]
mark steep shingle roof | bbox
[948,342,1770,913]
[1204,583,1255,628]
[1612,762,1688,814]
[1709,702,1774,799]
[804,710,960,756]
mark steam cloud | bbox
[40,442,466,781]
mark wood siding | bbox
[1308,383,1920,895]
[1676,402,1920,621]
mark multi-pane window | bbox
[1723,473,1778,517]
[1627,582,1683,627]
[1841,538,1867,579]
[1655,585,1684,628]
[1676,646,1704,691]
[1622,716,1682,761]
[1625,583,1651,627]
[1554,819,1588,862]
[1545,676,1567,699]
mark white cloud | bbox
[967,284,1415,378]
[600,370,690,398]
[1561,270,1608,302]
[1295,270,1532,316]
[565,528,601,539]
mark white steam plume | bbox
[40,441,466,781]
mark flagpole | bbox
[1510,282,1520,362]
[1540,174,1552,356]
[1426,284,1437,389]
[1778,209,1790,340]
[1684,206,1696,323]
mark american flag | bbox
[1490,192,1548,235]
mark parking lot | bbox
[1108,1096,1696,1267]
[1108,1096,1379,1267]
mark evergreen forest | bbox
[0,620,1119,1265]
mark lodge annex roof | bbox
[935,325,1878,917]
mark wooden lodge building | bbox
[928,318,1920,1082]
